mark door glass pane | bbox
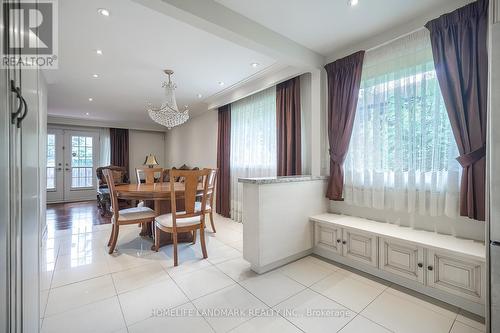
[71,135,94,188]
[47,134,56,190]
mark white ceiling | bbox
[45,0,275,128]
[47,0,471,129]
[215,0,471,55]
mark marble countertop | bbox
[238,175,328,184]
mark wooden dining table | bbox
[114,182,203,249]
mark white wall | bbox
[129,129,167,183]
[165,110,218,169]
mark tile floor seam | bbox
[41,294,117,320]
[452,318,486,332]
[385,286,461,318]
[187,299,219,333]
[238,277,306,309]
[211,261,311,332]
[304,286,361,314]
[363,285,459,333]
[50,269,111,290]
[46,243,60,290]
[356,314,397,333]
[110,272,130,333]
[306,279,392,332]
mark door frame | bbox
[46,126,100,203]
[46,128,64,202]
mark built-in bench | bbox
[310,213,486,316]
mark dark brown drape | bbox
[216,104,231,218]
[110,128,130,183]
[425,0,488,221]
[276,76,302,176]
[324,51,365,200]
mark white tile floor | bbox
[41,214,485,333]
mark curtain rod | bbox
[365,26,426,53]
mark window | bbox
[230,87,277,221]
[71,135,94,188]
[47,134,56,190]
[344,30,460,217]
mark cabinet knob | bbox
[417,263,423,268]
[427,265,433,271]
[336,239,341,243]
[342,241,347,245]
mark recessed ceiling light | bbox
[85,112,90,116]
[92,74,99,78]
[218,81,224,86]
[88,98,93,102]
[197,93,203,98]
[348,0,358,6]
[97,8,110,16]
[251,62,259,68]
[95,49,103,55]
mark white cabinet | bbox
[314,222,342,254]
[313,224,378,267]
[379,238,424,283]
[342,228,378,267]
[427,250,484,304]
[311,214,486,316]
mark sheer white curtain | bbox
[98,128,111,167]
[230,87,277,222]
[344,29,461,218]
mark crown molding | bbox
[204,64,306,110]
[47,115,167,132]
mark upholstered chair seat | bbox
[156,212,202,228]
[114,206,156,222]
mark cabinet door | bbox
[342,228,378,267]
[314,223,342,254]
[427,250,484,303]
[379,238,424,284]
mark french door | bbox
[47,128,99,203]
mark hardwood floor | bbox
[46,201,110,231]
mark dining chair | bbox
[153,169,210,266]
[103,169,157,254]
[195,168,217,233]
[135,167,163,184]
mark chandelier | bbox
[147,69,189,129]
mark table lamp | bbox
[144,153,159,168]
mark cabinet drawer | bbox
[379,238,424,284]
[315,223,342,254]
[427,250,484,303]
[342,228,378,267]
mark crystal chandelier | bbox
[147,69,189,129]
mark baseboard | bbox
[249,248,313,274]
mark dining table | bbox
[114,182,203,249]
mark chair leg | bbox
[209,212,216,233]
[108,224,119,254]
[154,223,160,252]
[200,225,208,259]
[192,229,197,245]
[173,232,178,266]
[107,224,115,247]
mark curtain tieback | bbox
[329,149,343,164]
[456,145,486,167]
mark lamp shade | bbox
[144,153,159,167]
